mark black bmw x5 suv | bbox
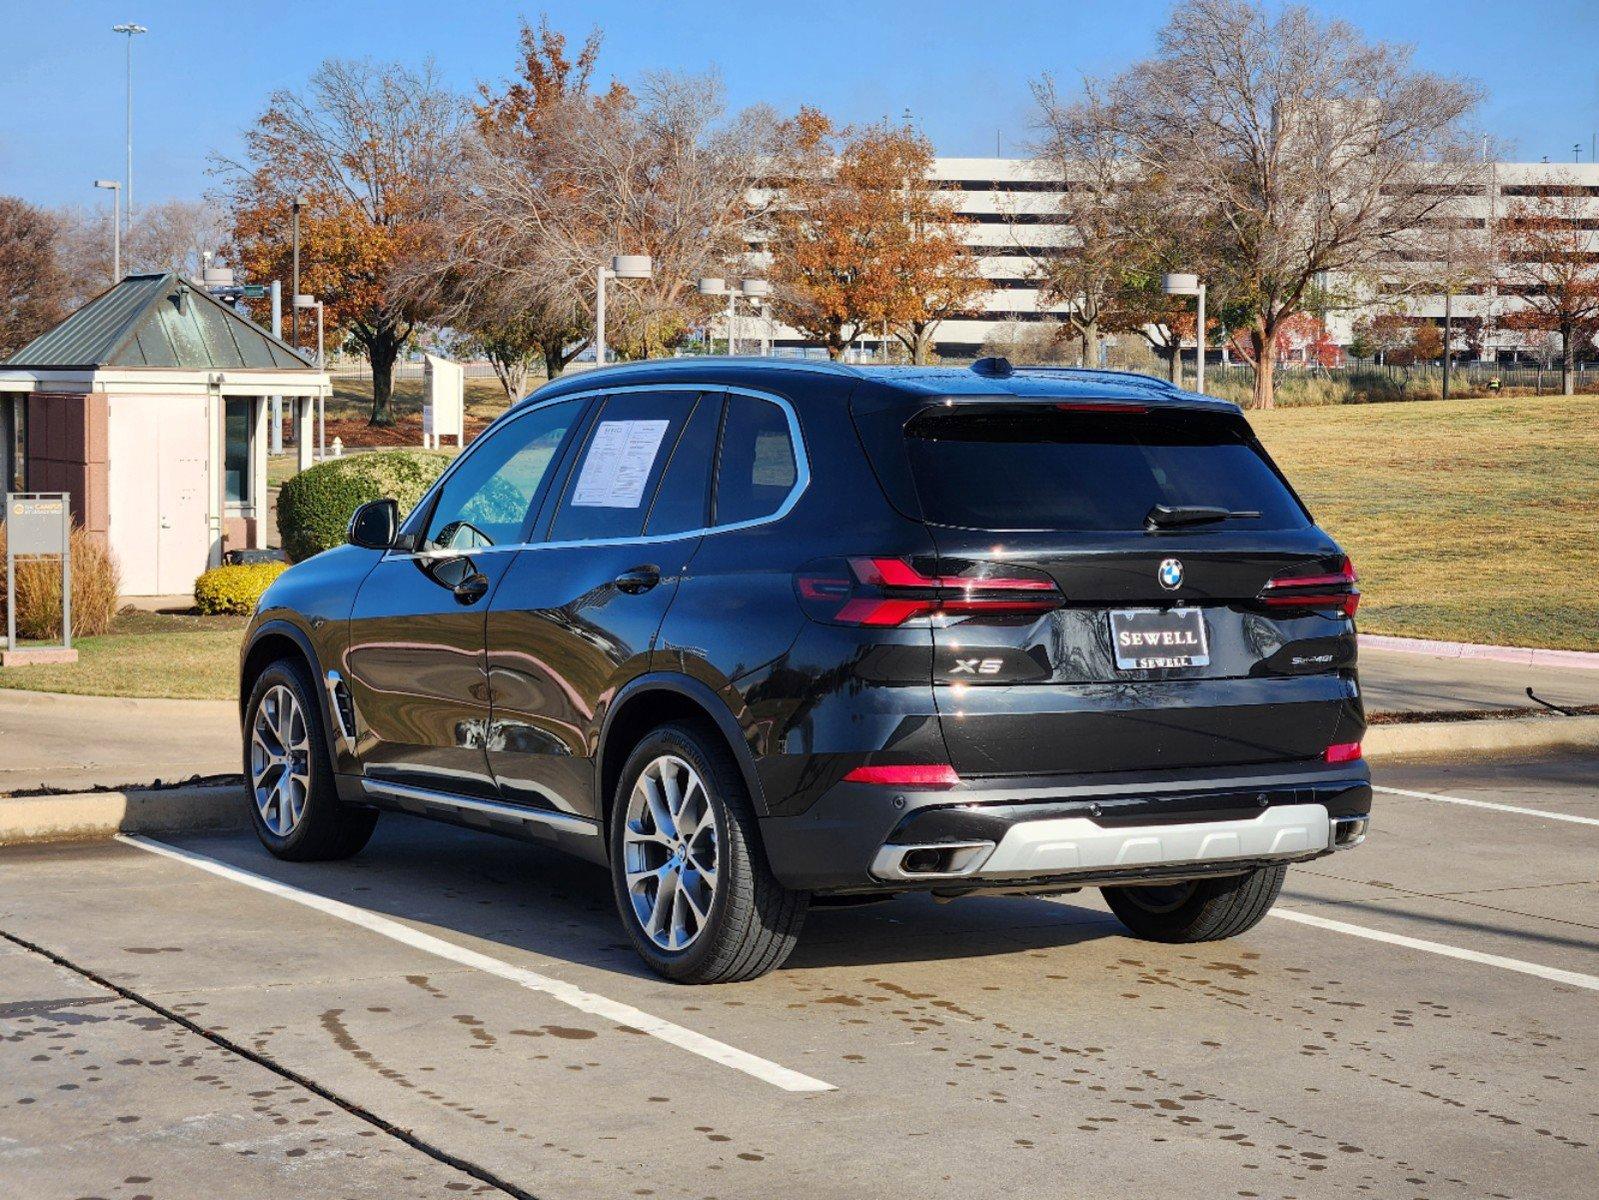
[240,357,1371,983]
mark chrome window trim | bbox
[360,777,600,835]
[383,382,810,562]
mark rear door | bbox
[485,389,720,819]
[855,399,1362,777]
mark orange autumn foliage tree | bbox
[218,59,463,425]
[1498,184,1599,396]
[767,111,982,362]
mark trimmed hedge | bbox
[194,561,290,615]
[276,449,452,562]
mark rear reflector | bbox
[795,556,1063,627]
[1324,741,1364,764]
[843,764,961,788]
[1260,556,1360,617]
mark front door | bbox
[106,395,209,595]
[487,389,721,819]
[344,397,587,797]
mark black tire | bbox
[244,657,378,862]
[609,722,807,984]
[1102,864,1287,943]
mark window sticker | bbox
[571,419,672,509]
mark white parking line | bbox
[116,835,835,1094]
[1374,785,1599,827]
[1269,907,1599,992]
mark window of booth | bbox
[225,398,252,504]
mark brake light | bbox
[1259,556,1360,617]
[794,557,1064,627]
[1324,741,1363,764]
[843,764,961,788]
[1055,401,1149,414]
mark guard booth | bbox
[0,273,330,595]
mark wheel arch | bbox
[240,619,334,742]
[597,673,768,834]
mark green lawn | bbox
[1252,393,1599,650]
[0,609,247,700]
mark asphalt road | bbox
[2,750,1596,1199]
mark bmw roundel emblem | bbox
[1158,558,1184,590]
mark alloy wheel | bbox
[622,755,719,951]
[251,684,311,836]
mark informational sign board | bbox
[5,492,72,651]
[423,354,465,448]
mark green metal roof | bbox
[1,273,315,372]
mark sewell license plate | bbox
[1109,607,1210,670]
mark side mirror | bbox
[347,498,400,550]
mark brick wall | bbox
[24,392,109,538]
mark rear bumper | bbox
[759,760,1371,894]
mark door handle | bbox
[614,564,661,595]
[453,572,490,605]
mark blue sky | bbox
[3,0,1597,211]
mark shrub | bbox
[194,561,290,615]
[0,523,121,639]
[276,449,452,562]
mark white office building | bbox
[747,158,1599,363]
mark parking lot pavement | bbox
[1358,646,1599,715]
[2,753,1596,1200]
[0,689,239,794]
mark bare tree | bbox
[1028,81,1146,367]
[1103,0,1483,407]
[457,38,771,370]
[216,58,465,424]
[56,198,230,291]
[1498,182,1599,395]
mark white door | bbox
[108,396,212,596]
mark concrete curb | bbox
[1364,713,1599,761]
[0,784,247,846]
[1361,633,1599,671]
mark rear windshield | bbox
[902,405,1309,532]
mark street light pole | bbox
[93,180,121,282]
[111,23,147,233]
[595,264,608,366]
[1162,272,1207,393]
[595,255,653,365]
[290,195,304,349]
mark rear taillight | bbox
[1259,556,1360,617]
[794,557,1063,627]
[843,764,961,788]
[1324,741,1363,764]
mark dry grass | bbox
[1252,393,1599,650]
[0,525,122,639]
[0,608,246,699]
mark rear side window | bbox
[645,394,722,536]
[903,405,1309,532]
[714,395,797,526]
[548,391,698,542]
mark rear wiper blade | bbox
[1145,504,1262,530]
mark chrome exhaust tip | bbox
[871,841,995,881]
[1331,814,1369,849]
